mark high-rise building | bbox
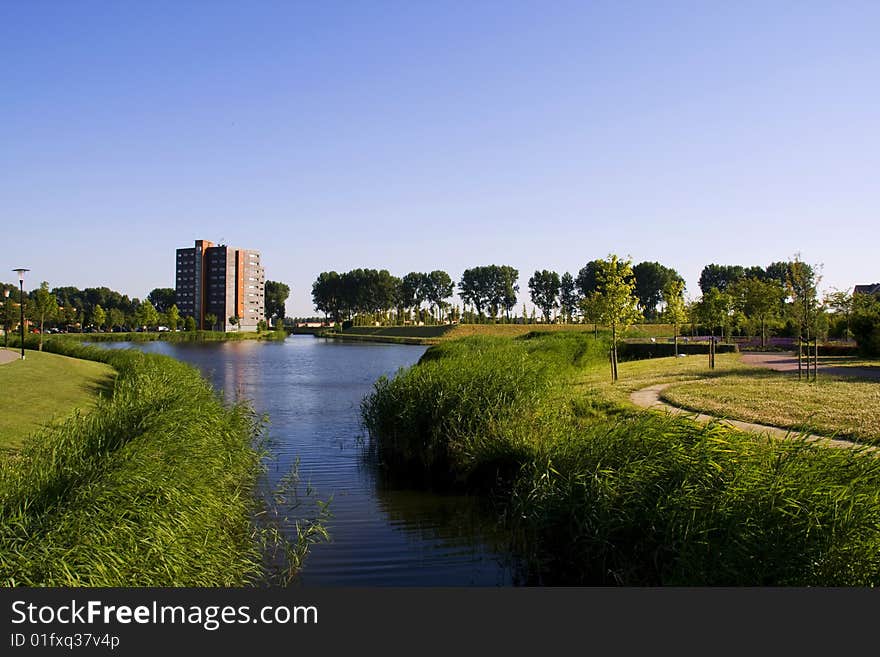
[175,240,266,331]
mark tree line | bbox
[1,280,291,341]
[308,256,880,355]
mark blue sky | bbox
[3,1,878,315]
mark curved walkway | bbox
[630,382,875,451]
[0,349,19,365]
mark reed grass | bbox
[361,331,880,585]
[0,337,319,586]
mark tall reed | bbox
[362,331,880,585]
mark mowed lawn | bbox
[0,349,116,450]
[661,374,880,444]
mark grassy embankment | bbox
[0,337,320,586]
[323,322,685,345]
[362,331,880,585]
[0,349,115,451]
[61,329,287,343]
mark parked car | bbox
[157,326,171,332]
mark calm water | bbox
[102,336,519,585]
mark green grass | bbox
[661,373,880,444]
[0,348,115,451]
[0,338,322,586]
[362,331,880,585]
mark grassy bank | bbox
[362,332,880,585]
[0,338,312,586]
[61,329,287,343]
[661,374,880,444]
[0,349,115,451]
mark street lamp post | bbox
[13,268,29,360]
[2,289,9,349]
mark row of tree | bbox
[1,279,291,339]
[310,261,687,325]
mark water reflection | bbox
[98,336,519,585]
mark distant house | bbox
[853,283,880,297]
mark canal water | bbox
[102,336,520,585]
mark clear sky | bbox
[3,1,878,316]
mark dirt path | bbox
[740,351,880,381]
[0,349,19,365]
[630,382,875,452]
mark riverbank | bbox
[361,331,880,585]
[0,349,115,451]
[60,329,287,343]
[0,337,312,586]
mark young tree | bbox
[92,304,107,331]
[579,291,603,338]
[696,287,732,340]
[730,277,784,347]
[204,313,218,331]
[108,307,125,331]
[30,281,58,351]
[228,315,239,332]
[528,270,561,323]
[662,279,688,356]
[596,255,642,381]
[559,272,578,324]
[787,254,821,340]
[166,304,181,331]
[185,315,197,332]
[137,299,160,330]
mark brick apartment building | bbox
[175,239,266,331]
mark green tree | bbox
[730,277,784,347]
[30,281,58,351]
[147,288,176,313]
[137,299,160,330]
[92,304,107,331]
[824,289,854,341]
[265,281,291,326]
[575,260,603,297]
[596,255,642,381]
[559,272,578,324]
[528,270,561,323]
[228,315,239,332]
[696,287,732,340]
[108,307,125,331]
[633,261,682,320]
[458,267,493,321]
[312,271,344,323]
[698,264,745,294]
[185,315,197,332]
[579,291,604,338]
[204,313,218,331]
[423,270,454,323]
[787,254,821,340]
[662,279,688,356]
[166,304,180,331]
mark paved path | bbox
[740,351,880,381]
[0,349,19,365]
[630,382,875,452]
